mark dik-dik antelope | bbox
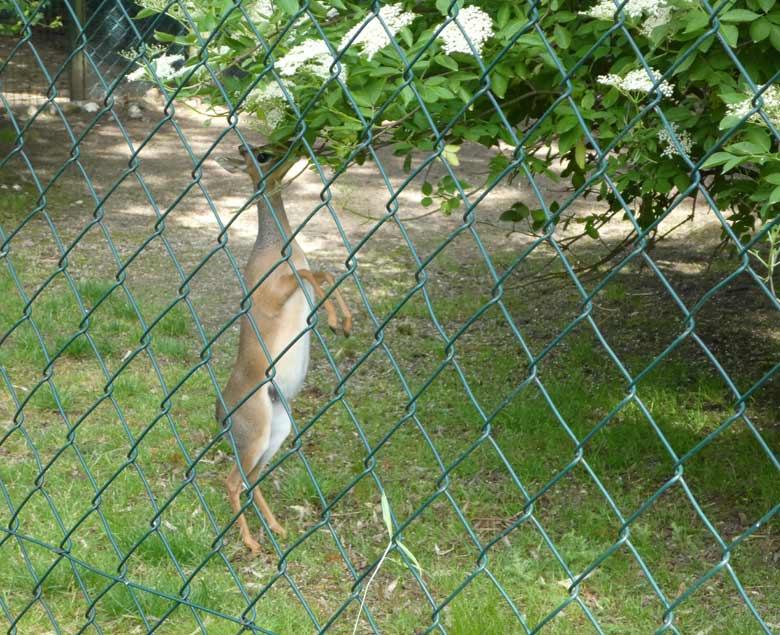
[215,142,352,555]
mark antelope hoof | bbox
[269,521,287,538]
[342,315,352,337]
[242,534,263,557]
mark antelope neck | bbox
[254,186,291,249]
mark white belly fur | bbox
[269,280,312,401]
[257,401,292,471]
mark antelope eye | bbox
[255,151,272,164]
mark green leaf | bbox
[750,18,771,42]
[674,173,690,193]
[765,173,780,185]
[745,127,771,153]
[496,4,510,28]
[499,18,532,40]
[499,202,530,222]
[154,30,180,42]
[351,90,374,108]
[396,541,423,576]
[721,9,760,22]
[701,152,734,168]
[649,21,672,46]
[672,52,697,75]
[581,91,595,111]
[431,85,456,100]
[720,23,739,47]
[554,24,571,49]
[683,12,710,33]
[380,491,393,538]
[442,144,461,166]
[771,25,780,51]
[723,156,747,172]
[422,181,433,196]
[757,0,775,11]
[135,8,158,19]
[421,197,433,207]
[558,128,580,155]
[488,153,511,182]
[727,141,766,156]
[456,85,472,103]
[434,54,458,71]
[602,87,619,109]
[399,86,415,107]
[719,115,743,131]
[436,0,463,14]
[277,0,299,14]
[575,138,586,170]
[720,91,749,104]
[769,184,780,205]
[399,26,413,47]
[556,115,580,133]
[491,72,508,99]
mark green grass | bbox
[1,188,779,635]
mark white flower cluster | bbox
[598,68,673,97]
[276,39,345,81]
[580,0,675,37]
[126,66,147,82]
[154,53,186,81]
[339,3,416,61]
[726,85,780,126]
[126,53,186,83]
[657,122,693,158]
[245,82,289,129]
[437,5,494,56]
[639,5,672,36]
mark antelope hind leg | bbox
[224,394,273,555]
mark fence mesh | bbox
[0,14,69,107]
[1,1,779,634]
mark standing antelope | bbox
[215,141,352,555]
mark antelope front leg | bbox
[262,269,339,331]
[293,269,343,334]
[265,268,352,335]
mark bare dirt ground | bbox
[3,71,779,441]
[0,81,711,295]
[2,17,776,411]
[3,80,774,373]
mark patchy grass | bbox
[1,183,779,635]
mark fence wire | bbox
[1,1,779,634]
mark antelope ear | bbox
[214,154,248,174]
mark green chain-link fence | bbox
[1,0,779,633]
